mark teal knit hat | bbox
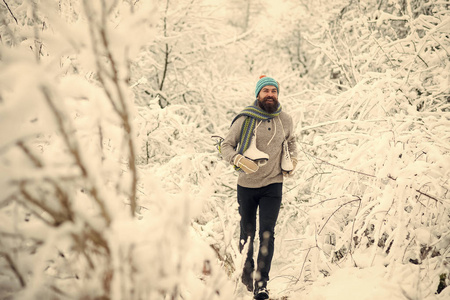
[255,75,279,98]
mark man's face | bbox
[257,85,278,113]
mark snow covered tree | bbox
[284,1,450,297]
[0,1,231,299]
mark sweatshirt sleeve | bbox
[220,117,245,165]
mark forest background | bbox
[0,0,449,299]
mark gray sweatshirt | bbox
[221,111,297,188]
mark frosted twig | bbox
[348,196,362,266]
[294,247,313,284]
[326,31,355,87]
[299,118,388,132]
[49,285,70,298]
[309,197,339,207]
[403,16,450,86]
[41,86,112,226]
[317,198,361,236]
[306,151,377,179]
[373,37,395,68]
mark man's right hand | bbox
[233,154,259,174]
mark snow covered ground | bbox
[232,250,450,300]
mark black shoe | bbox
[241,269,253,292]
[254,286,269,299]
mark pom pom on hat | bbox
[255,75,279,98]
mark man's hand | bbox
[282,157,298,177]
[234,154,259,174]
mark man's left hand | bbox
[282,157,297,177]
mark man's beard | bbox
[258,96,279,113]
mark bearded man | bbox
[221,76,298,300]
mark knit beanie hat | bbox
[255,75,279,98]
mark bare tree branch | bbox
[17,141,42,168]
[19,181,63,226]
[98,27,138,216]
[0,251,26,287]
[2,0,18,24]
[159,0,171,92]
[416,189,442,203]
[82,0,138,217]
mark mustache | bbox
[263,96,277,101]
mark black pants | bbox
[238,183,282,285]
